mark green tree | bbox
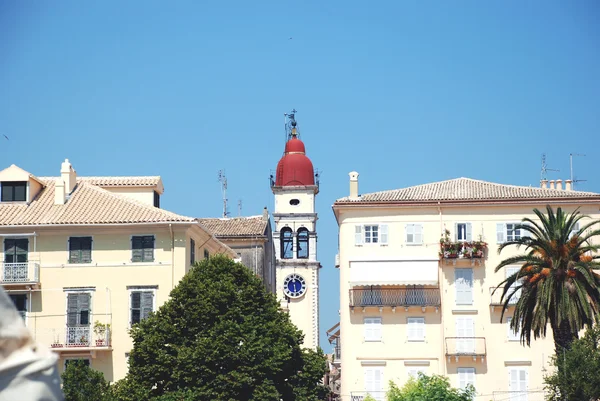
[386,373,475,401]
[545,325,600,401]
[494,206,600,353]
[113,255,328,400]
[61,360,111,401]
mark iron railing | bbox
[334,342,341,361]
[445,337,486,357]
[35,326,111,349]
[1,262,40,284]
[349,287,440,307]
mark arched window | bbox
[297,228,309,259]
[280,227,293,259]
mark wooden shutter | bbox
[466,223,473,241]
[141,292,154,320]
[496,223,505,243]
[455,269,473,305]
[67,293,90,327]
[380,225,388,245]
[131,292,141,324]
[408,318,424,341]
[69,237,80,263]
[81,238,92,263]
[506,266,521,302]
[132,237,143,262]
[414,224,423,244]
[355,225,363,245]
[142,236,154,262]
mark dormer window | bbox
[153,191,160,208]
[1,182,27,202]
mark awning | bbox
[349,260,439,286]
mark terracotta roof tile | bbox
[197,216,268,237]
[0,179,194,226]
[336,177,600,203]
[37,176,162,187]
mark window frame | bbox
[1,181,27,202]
[506,316,521,341]
[280,227,294,259]
[354,224,388,246]
[153,191,160,208]
[405,223,423,245]
[407,317,426,342]
[68,236,93,264]
[204,249,210,260]
[8,292,28,324]
[131,235,155,263]
[457,367,475,391]
[455,268,474,305]
[455,222,472,242]
[190,238,195,265]
[364,317,382,342]
[407,366,427,379]
[297,228,309,259]
[129,288,156,327]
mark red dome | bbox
[275,137,315,186]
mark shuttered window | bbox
[190,239,195,264]
[364,367,384,401]
[132,236,154,262]
[455,268,473,305]
[4,238,28,263]
[458,367,475,390]
[407,317,425,341]
[506,266,522,303]
[507,317,521,341]
[508,368,528,401]
[131,291,154,325]
[69,237,92,264]
[407,366,426,379]
[406,224,423,245]
[364,317,382,342]
[456,223,472,241]
[1,181,27,202]
[67,293,91,327]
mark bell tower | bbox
[271,111,320,350]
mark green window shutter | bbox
[81,237,92,263]
[67,293,79,327]
[132,237,143,262]
[69,237,80,263]
[79,293,90,326]
[131,292,141,324]
[142,236,154,262]
[141,292,154,320]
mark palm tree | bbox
[494,206,600,354]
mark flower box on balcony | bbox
[461,241,487,259]
[439,230,463,259]
[51,343,63,348]
[95,339,106,347]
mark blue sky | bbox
[1,1,599,351]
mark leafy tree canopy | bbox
[386,374,475,401]
[545,325,600,401]
[61,360,111,401]
[113,255,328,401]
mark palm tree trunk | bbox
[552,319,577,356]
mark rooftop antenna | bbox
[540,153,559,181]
[570,153,587,190]
[238,199,242,217]
[218,170,229,218]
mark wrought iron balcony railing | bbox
[1,262,40,284]
[349,287,441,307]
[445,337,486,359]
[32,325,111,349]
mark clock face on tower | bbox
[283,273,307,298]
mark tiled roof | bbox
[198,216,268,237]
[0,179,194,226]
[336,178,600,203]
[37,176,162,187]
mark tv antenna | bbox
[217,170,229,218]
[238,199,242,217]
[540,154,559,181]
[570,153,587,190]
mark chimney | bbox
[262,207,269,221]
[55,179,66,205]
[565,179,572,191]
[349,171,359,200]
[540,179,548,189]
[556,179,563,190]
[549,180,555,189]
[61,159,77,194]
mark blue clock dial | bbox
[283,274,306,298]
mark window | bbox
[569,222,580,239]
[289,198,300,206]
[508,368,528,401]
[364,317,382,342]
[64,358,90,369]
[280,227,293,259]
[190,239,195,264]
[458,368,475,391]
[407,317,425,341]
[354,225,388,245]
[405,224,423,245]
[1,181,26,202]
[497,223,523,243]
[456,223,472,242]
[407,366,427,379]
[507,317,521,341]
[132,236,154,262]
[455,268,473,305]
[4,238,28,264]
[456,317,475,353]
[9,294,27,321]
[364,367,384,401]
[204,249,210,259]
[130,291,154,325]
[69,237,92,264]
[67,293,91,327]
[297,228,309,259]
[153,191,160,208]
[506,266,522,304]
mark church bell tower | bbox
[271,111,320,349]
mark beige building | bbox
[0,160,236,382]
[333,174,600,401]
[198,209,277,293]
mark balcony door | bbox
[66,293,91,346]
[364,366,384,401]
[456,317,475,353]
[3,239,28,281]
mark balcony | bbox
[1,262,40,287]
[30,324,112,353]
[489,286,520,311]
[445,337,486,362]
[349,287,441,310]
[350,392,385,401]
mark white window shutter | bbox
[405,224,413,243]
[454,223,459,241]
[380,224,388,244]
[496,223,505,243]
[415,224,423,244]
[355,225,363,245]
[466,223,472,241]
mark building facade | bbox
[0,160,236,382]
[333,174,600,401]
[271,113,321,350]
[198,208,276,294]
